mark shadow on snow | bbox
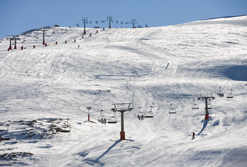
[83,140,122,166]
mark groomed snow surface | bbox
[0,16,247,166]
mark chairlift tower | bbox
[40,29,47,45]
[7,36,20,49]
[131,19,137,28]
[107,15,113,29]
[81,17,88,34]
[198,93,215,120]
[112,103,133,140]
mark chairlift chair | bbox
[227,89,234,98]
[137,107,144,120]
[192,100,199,109]
[169,103,176,114]
[217,87,224,97]
[107,109,117,124]
[98,110,107,124]
[206,99,212,109]
[95,20,98,24]
[144,106,154,118]
[121,21,123,24]
[125,21,128,24]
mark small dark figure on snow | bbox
[192,132,195,139]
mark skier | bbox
[192,132,195,139]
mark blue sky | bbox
[0,0,246,39]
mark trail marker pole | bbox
[86,107,92,121]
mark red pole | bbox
[56,42,57,45]
[88,114,90,121]
[90,33,92,37]
[21,46,23,50]
[120,132,125,140]
[74,39,76,42]
[33,45,35,48]
[82,36,84,39]
[65,41,67,44]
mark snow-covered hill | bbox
[0,15,247,166]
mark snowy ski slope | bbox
[0,15,247,166]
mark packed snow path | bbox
[0,16,247,166]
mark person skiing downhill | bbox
[192,132,195,139]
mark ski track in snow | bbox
[0,16,247,167]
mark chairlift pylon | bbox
[169,103,176,114]
[192,99,199,110]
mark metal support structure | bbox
[131,19,137,28]
[40,29,47,45]
[82,17,88,34]
[107,16,113,29]
[198,93,215,120]
[7,36,20,50]
[112,103,133,140]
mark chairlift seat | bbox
[144,111,154,118]
[107,116,117,124]
[218,92,224,97]
[192,105,199,110]
[227,94,233,98]
[144,115,154,118]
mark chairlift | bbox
[226,89,234,98]
[169,103,176,114]
[144,106,154,118]
[106,19,108,21]
[137,107,144,120]
[192,100,199,109]
[125,21,128,24]
[98,110,107,124]
[207,99,212,109]
[107,109,117,124]
[89,21,92,24]
[217,86,224,97]
[121,21,123,24]
[116,20,118,24]
[95,20,98,24]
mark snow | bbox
[0,15,247,166]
